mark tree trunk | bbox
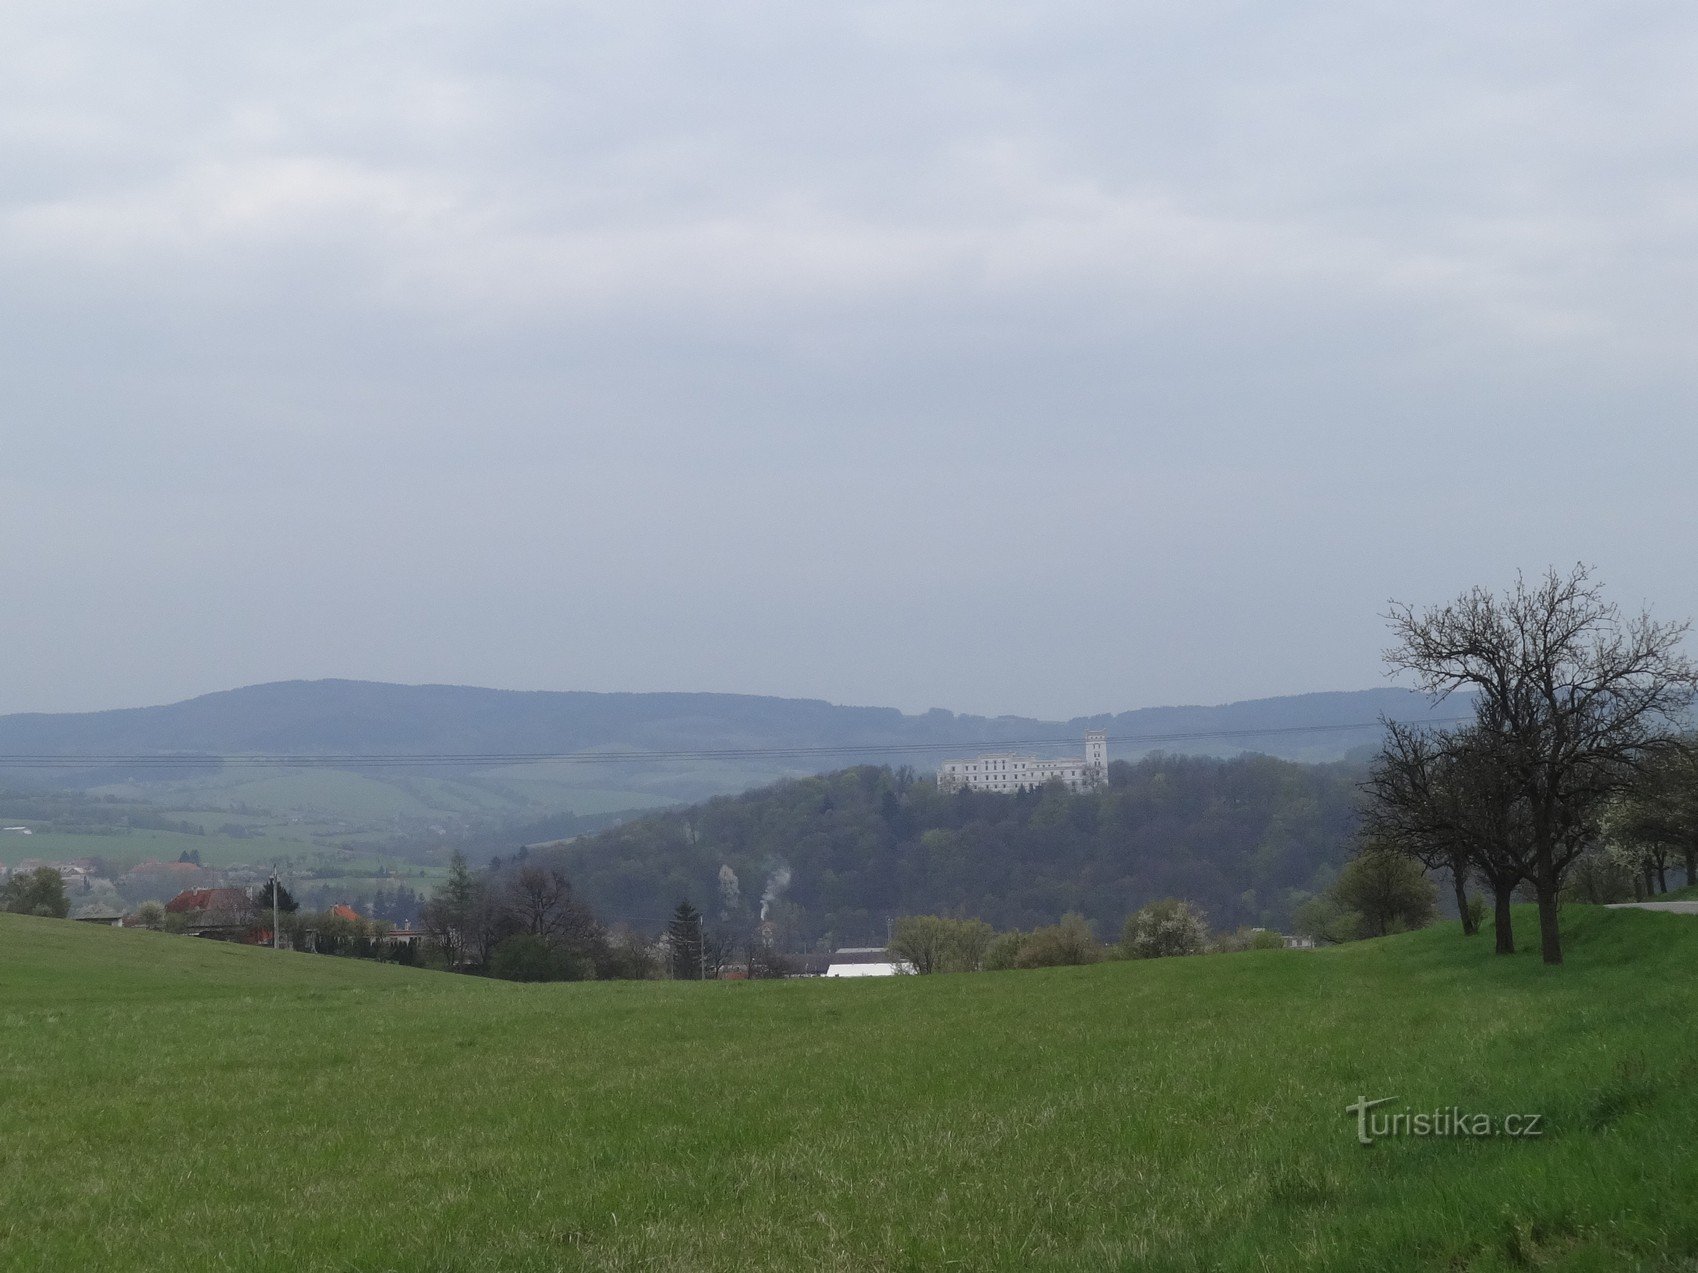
[1453,868,1478,937]
[1657,861,1668,894]
[1492,880,1515,955]
[1685,846,1696,889]
[1536,886,1562,966]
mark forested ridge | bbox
[0,679,1449,764]
[555,753,1366,945]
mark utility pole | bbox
[271,868,280,951]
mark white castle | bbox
[937,730,1109,793]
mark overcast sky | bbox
[4,2,1696,719]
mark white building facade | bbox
[938,730,1108,793]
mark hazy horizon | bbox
[0,672,1431,725]
[7,3,1696,719]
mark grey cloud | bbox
[3,2,1696,718]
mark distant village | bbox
[0,843,422,939]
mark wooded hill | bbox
[547,752,1365,946]
[0,679,1454,774]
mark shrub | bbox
[1213,926,1285,954]
[1120,899,1209,959]
[983,930,1025,971]
[490,934,572,982]
[1015,913,1103,968]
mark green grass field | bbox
[3,908,1696,1271]
[0,831,448,889]
[89,767,675,828]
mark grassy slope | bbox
[2,829,352,873]
[2,910,1696,1272]
[88,768,672,831]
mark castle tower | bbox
[1084,730,1108,780]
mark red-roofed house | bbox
[163,887,254,937]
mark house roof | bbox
[828,947,895,965]
[328,904,361,922]
[164,887,251,916]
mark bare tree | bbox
[509,865,572,939]
[701,926,738,979]
[1386,566,1697,964]
[1363,720,1534,953]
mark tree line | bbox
[1359,566,1697,965]
[866,901,1277,976]
[418,851,660,981]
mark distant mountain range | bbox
[0,679,1464,769]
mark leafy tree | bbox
[3,867,69,918]
[1119,899,1209,959]
[131,900,167,930]
[1331,850,1436,939]
[1292,891,1358,945]
[889,915,994,974]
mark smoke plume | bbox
[759,863,792,922]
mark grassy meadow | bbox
[3,908,1697,1271]
[0,828,412,875]
[88,767,677,828]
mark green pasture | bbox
[2,907,1696,1270]
[0,829,321,872]
[91,766,674,826]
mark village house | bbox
[164,887,256,939]
[824,946,912,977]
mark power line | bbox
[0,715,1468,769]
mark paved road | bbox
[1605,901,1698,914]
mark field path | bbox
[1605,901,1698,913]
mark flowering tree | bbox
[1120,899,1209,959]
